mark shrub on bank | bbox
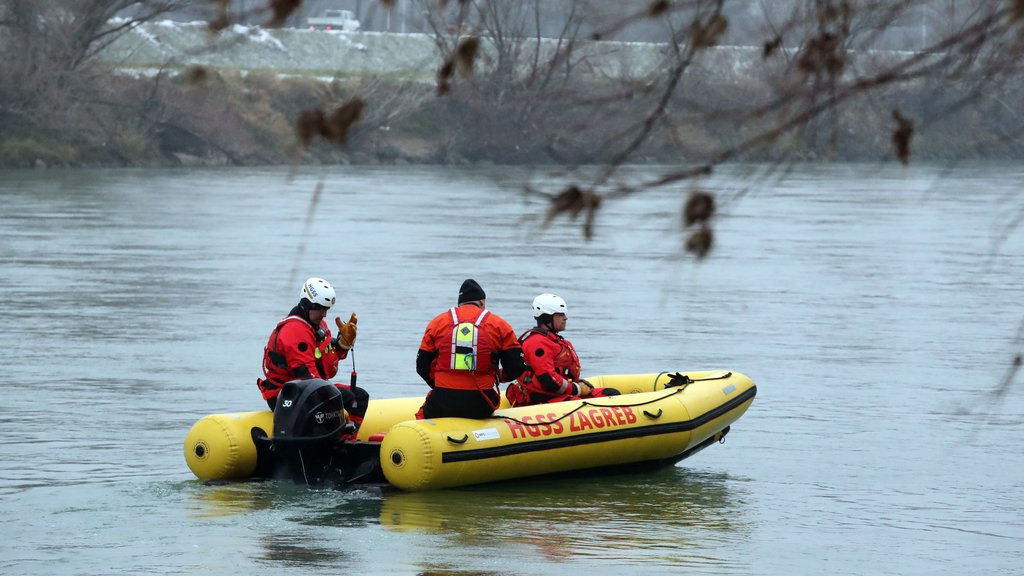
[0,135,79,168]
[3,64,1024,169]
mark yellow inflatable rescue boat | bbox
[184,370,756,491]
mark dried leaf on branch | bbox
[685,226,714,259]
[892,110,914,165]
[295,98,365,149]
[683,191,716,227]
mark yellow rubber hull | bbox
[378,371,755,491]
[183,411,274,481]
[183,370,756,486]
[183,395,430,481]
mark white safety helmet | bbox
[532,293,568,318]
[299,277,336,309]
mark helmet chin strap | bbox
[539,315,557,334]
[297,299,317,324]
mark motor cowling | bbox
[271,379,355,486]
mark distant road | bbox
[100,21,912,83]
[98,21,770,81]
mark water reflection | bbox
[378,466,748,568]
[415,572,502,576]
[256,534,353,566]
[182,464,748,571]
[185,481,280,519]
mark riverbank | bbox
[2,21,1022,169]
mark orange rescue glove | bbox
[334,312,358,350]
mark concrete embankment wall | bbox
[98,20,770,81]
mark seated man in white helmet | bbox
[505,293,619,407]
[258,277,368,432]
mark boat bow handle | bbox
[446,434,469,444]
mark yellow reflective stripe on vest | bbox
[449,307,489,371]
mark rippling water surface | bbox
[1,163,1021,575]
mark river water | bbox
[1,163,1021,575]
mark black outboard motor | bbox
[272,379,356,487]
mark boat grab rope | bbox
[662,371,732,387]
[494,371,733,428]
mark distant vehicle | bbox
[307,9,361,32]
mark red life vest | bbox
[507,328,582,406]
[259,314,339,400]
[433,306,498,391]
[523,327,581,379]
